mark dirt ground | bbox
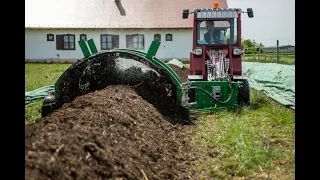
[167,64,190,83]
[25,64,202,180]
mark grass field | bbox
[243,53,295,65]
[25,62,295,179]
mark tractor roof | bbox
[195,8,240,19]
[194,8,241,11]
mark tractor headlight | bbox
[233,48,242,55]
[193,48,202,55]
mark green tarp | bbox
[166,59,184,69]
[242,62,295,110]
[25,85,55,106]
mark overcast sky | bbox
[227,0,295,47]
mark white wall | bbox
[25,29,193,62]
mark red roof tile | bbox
[25,0,228,29]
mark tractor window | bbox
[196,18,238,46]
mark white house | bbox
[25,0,228,62]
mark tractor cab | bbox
[196,19,238,46]
[183,3,253,81]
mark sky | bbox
[227,0,295,47]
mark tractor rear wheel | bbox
[237,79,250,105]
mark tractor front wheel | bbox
[237,79,250,105]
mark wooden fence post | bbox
[242,48,245,61]
[258,43,262,62]
[276,40,279,63]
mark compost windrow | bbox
[26,84,201,180]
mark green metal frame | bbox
[78,40,91,58]
[87,39,98,54]
[182,81,241,114]
[76,39,184,104]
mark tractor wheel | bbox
[41,95,56,117]
[237,79,250,105]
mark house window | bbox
[47,34,54,41]
[101,34,119,50]
[126,34,144,50]
[56,34,75,50]
[80,34,87,41]
[166,33,172,41]
[154,34,161,41]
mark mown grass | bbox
[25,62,72,124]
[25,62,295,179]
[243,54,295,65]
[192,90,295,179]
[25,62,72,92]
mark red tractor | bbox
[181,2,254,112]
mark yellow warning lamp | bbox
[213,1,220,8]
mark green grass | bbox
[192,89,295,179]
[25,100,46,124]
[243,54,295,65]
[25,62,295,179]
[25,62,72,124]
[25,62,72,92]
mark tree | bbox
[241,38,262,54]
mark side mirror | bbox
[247,8,254,18]
[183,9,189,19]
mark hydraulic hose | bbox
[187,77,233,104]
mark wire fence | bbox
[243,46,295,65]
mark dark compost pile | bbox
[25,63,201,180]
